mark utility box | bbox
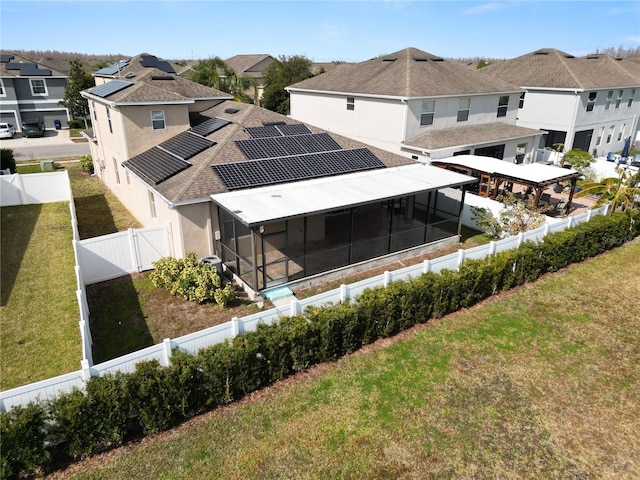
[200,256,223,275]
[40,160,55,171]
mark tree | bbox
[574,168,640,214]
[476,59,489,69]
[1,148,16,173]
[561,148,594,171]
[61,59,95,129]
[187,57,256,103]
[261,55,313,114]
[471,192,551,238]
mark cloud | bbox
[463,2,513,14]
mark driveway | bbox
[0,129,91,161]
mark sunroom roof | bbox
[210,163,475,226]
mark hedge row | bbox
[2,210,638,479]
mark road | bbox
[0,129,91,161]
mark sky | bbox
[1,1,639,63]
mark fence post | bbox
[457,249,465,268]
[383,271,392,287]
[423,259,431,274]
[81,359,95,381]
[162,338,173,367]
[567,216,574,229]
[340,284,349,302]
[543,224,550,237]
[489,241,496,256]
[517,232,524,247]
[128,228,142,272]
[586,209,592,222]
[231,317,240,336]
[289,299,300,317]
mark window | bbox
[151,110,165,130]
[596,127,604,145]
[106,106,113,134]
[586,91,597,111]
[618,124,626,142]
[457,97,470,122]
[615,89,623,108]
[0,79,5,97]
[29,78,47,95]
[149,191,157,219]
[346,97,354,111]
[92,101,97,121]
[420,100,435,126]
[629,88,636,107]
[605,90,613,109]
[497,95,509,117]
[519,92,525,108]
[607,125,614,143]
[112,157,120,184]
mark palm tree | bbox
[187,57,257,104]
[574,168,640,213]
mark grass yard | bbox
[0,203,79,390]
[46,239,640,479]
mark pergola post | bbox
[566,177,577,213]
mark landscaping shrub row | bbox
[2,210,639,479]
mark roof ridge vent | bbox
[431,57,444,62]
[534,51,549,55]
[413,57,428,62]
[382,57,397,62]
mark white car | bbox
[0,122,16,139]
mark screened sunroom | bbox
[211,163,475,292]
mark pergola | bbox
[432,155,582,212]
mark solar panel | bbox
[86,80,133,98]
[212,148,385,191]
[245,125,281,138]
[140,55,176,74]
[158,131,215,161]
[189,117,230,137]
[94,59,130,76]
[277,124,312,136]
[235,133,342,160]
[0,55,14,63]
[123,147,191,185]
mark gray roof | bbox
[481,48,640,90]
[404,122,544,151]
[126,101,415,204]
[0,52,67,77]
[288,47,520,98]
[224,54,275,79]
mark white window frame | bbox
[112,157,120,184]
[346,97,355,111]
[497,95,509,117]
[519,92,525,109]
[29,78,48,96]
[586,91,597,112]
[605,90,613,109]
[596,127,604,146]
[457,97,470,122]
[628,88,636,107]
[615,89,623,109]
[618,124,625,142]
[420,100,435,126]
[607,125,614,144]
[92,101,97,121]
[151,110,166,130]
[0,78,5,97]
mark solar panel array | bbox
[5,63,52,76]
[158,131,214,161]
[140,55,176,74]
[236,133,342,160]
[94,59,130,76]
[123,148,191,185]
[245,123,312,138]
[189,117,230,137]
[212,148,385,191]
[86,80,133,98]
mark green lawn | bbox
[57,239,640,479]
[0,203,80,390]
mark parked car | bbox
[0,122,16,139]
[22,119,45,138]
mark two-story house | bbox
[224,54,276,104]
[286,47,545,164]
[81,54,476,297]
[480,48,640,158]
[0,53,70,131]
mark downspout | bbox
[401,98,409,146]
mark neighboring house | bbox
[287,47,545,164]
[0,53,70,131]
[480,48,640,157]
[224,54,276,103]
[82,55,476,297]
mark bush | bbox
[1,148,16,174]
[150,253,231,305]
[79,155,94,175]
[0,404,49,479]
[67,119,83,129]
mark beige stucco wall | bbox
[178,202,215,259]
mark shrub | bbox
[79,155,94,175]
[1,148,16,174]
[0,404,49,478]
[150,253,230,305]
[67,119,83,129]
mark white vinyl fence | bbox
[0,171,72,206]
[0,205,609,411]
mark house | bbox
[0,53,70,131]
[81,55,476,297]
[224,54,276,103]
[286,47,545,164]
[480,48,640,158]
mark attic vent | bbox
[564,55,575,59]
[534,51,549,55]
[263,121,286,126]
[124,72,135,78]
[431,57,444,62]
[151,75,174,80]
[413,57,428,62]
[382,57,397,62]
[586,55,600,59]
[224,108,240,114]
